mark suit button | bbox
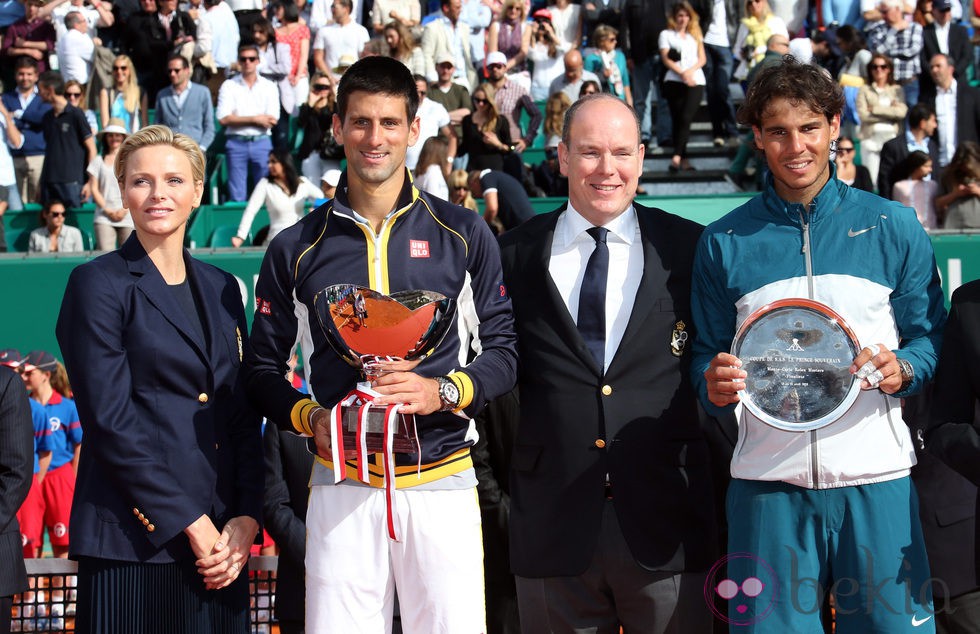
[198,393,209,403]
[594,439,606,449]
[133,508,140,516]
[147,524,155,532]
[601,385,612,396]
[138,513,145,520]
[215,443,219,450]
[142,518,150,526]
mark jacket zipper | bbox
[800,203,821,488]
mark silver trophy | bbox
[313,284,456,453]
[731,298,862,432]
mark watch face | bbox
[442,382,460,403]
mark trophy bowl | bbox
[732,298,862,432]
[313,285,457,453]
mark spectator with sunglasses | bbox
[216,43,280,201]
[28,200,84,253]
[154,54,215,151]
[37,71,97,211]
[65,80,98,135]
[298,72,344,183]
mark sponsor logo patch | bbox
[410,240,430,258]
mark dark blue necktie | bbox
[578,226,608,370]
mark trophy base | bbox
[341,404,419,454]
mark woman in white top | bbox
[527,9,566,100]
[891,150,938,230]
[87,119,134,251]
[659,1,707,172]
[856,53,907,186]
[231,149,321,247]
[413,137,450,201]
[546,0,581,52]
[384,21,426,77]
[733,0,787,81]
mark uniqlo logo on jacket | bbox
[410,240,430,258]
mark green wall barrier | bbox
[3,207,977,360]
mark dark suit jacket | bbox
[0,366,33,598]
[499,203,719,577]
[877,132,940,199]
[56,234,263,564]
[921,82,980,155]
[154,82,216,151]
[262,424,313,624]
[926,279,980,583]
[920,23,972,95]
[1,90,52,157]
[905,388,978,599]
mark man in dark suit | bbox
[155,54,215,151]
[877,102,939,199]
[926,278,980,628]
[925,53,980,168]
[263,421,314,634]
[499,94,719,633]
[919,0,972,98]
[0,365,36,634]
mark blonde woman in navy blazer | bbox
[56,125,263,634]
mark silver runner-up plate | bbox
[731,298,862,432]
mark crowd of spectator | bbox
[0,0,977,251]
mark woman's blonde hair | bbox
[112,54,141,114]
[65,79,89,110]
[591,24,618,48]
[544,91,571,139]
[51,361,72,398]
[115,125,206,187]
[474,82,500,135]
[384,21,417,61]
[667,1,703,41]
[448,169,478,212]
[502,0,526,21]
[745,0,771,18]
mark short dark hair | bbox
[335,0,352,9]
[238,43,260,57]
[38,71,65,95]
[167,53,189,69]
[336,56,419,123]
[737,56,844,128]
[14,56,39,71]
[908,102,935,129]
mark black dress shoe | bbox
[668,164,680,173]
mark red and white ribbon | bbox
[328,386,423,542]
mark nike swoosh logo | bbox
[912,614,933,626]
[848,226,876,237]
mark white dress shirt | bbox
[934,21,950,54]
[56,28,94,84]
[216,74,280,136]
[549,204,643,373]
[935,79,957,167]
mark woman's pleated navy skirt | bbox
[74,556,250,634]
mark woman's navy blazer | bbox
[56,234,263,563]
